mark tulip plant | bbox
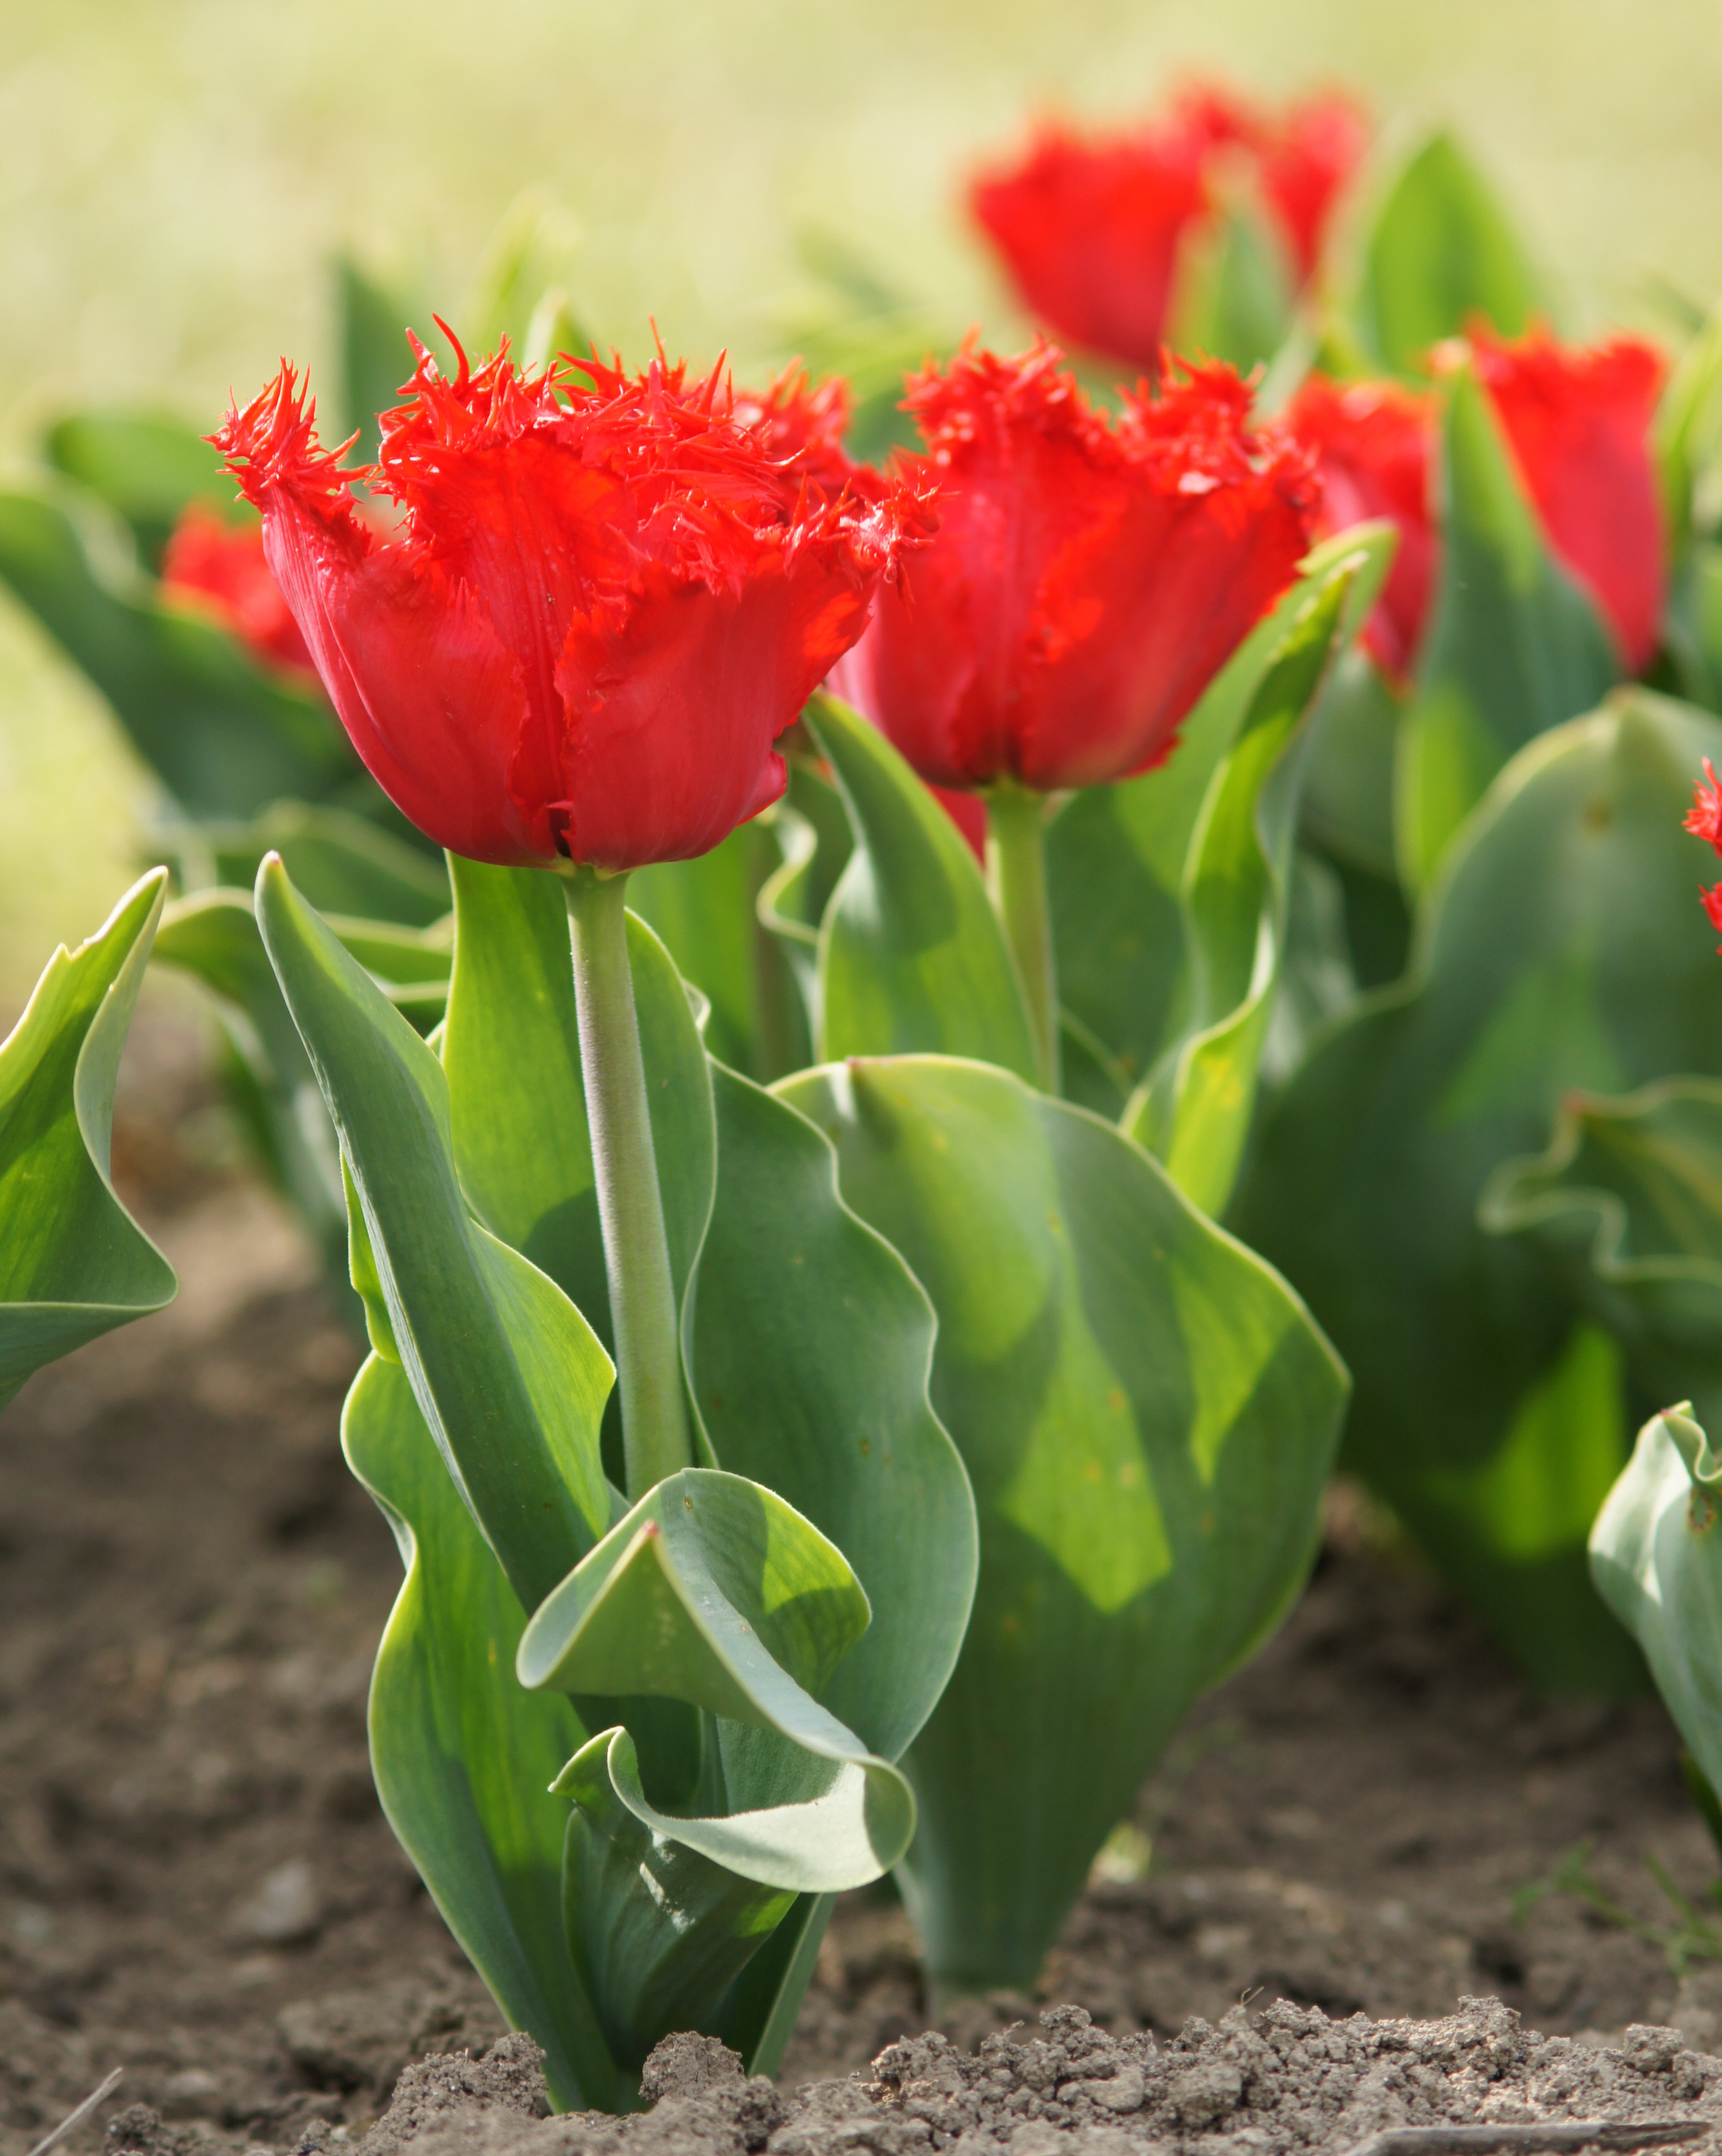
[18,64,1722,2113]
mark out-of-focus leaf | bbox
[45,412,227,567]
[1350,131,1541,378]
[152,888,353,1320]
[1168,198,1295,378]
[1482,1078,1722,1427]
[0,487,351,817]
[1236,691,1722,1691]
[629,820,810,1081]
[163,798,450,926]
[344,1353,614,2111]
[1396,365,1619,889]
[0,872,176,1407]
[805,693,1038,1083]
[780,1053,1345,1994]
[758,757,853,1045]
[336,256,421,462]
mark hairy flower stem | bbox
[986,784,1060,1092]
[560,867,693,1499]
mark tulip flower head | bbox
[1686,759,1722,943]
[1456,326,1668,672]
[970,87,1369,372]
[161,501,318,677]
[832,341,1317,795]
[1284,374,1436,686]
[215,334,933,873]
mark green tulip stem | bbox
[560,865,692,1499]
[986,784,1060,1092]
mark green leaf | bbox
[440,858,714,1481]
[0,871,177,1407]
[336,256,420,462]
[520,1466,871,1718]
[165,798,451,928]
[554,1728,794,2075]
[0,487,352,817]
[1123,554,1373,1213]
[1350,131,1541,378]
[1236,690,1722,1691]
[45,412,228,568]
[1396,363,1621,889]
[628,819,810,1081]
[1481,1077,1722,1425]
[1047,528,1390,1118]
[1665,540,1722,718]
[805,693,1038,1082]
[152,889,353,1320]
[1655,299,1722,553]
[255,854,613,1611]
[344,1355,613,2110]
[1591,1406,1722,1823]
[1299,647,1404,881]
[779,1054,1346,1993]
[696,1065,977,1768]
[757,756,854,1042]
[1168,198,1295,376]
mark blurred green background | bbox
[7,0,1722,1004]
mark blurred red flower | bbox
[1464,326,1667,672]
[831,341,1316,794]
[161,502,317,677]
[1685,758,1722,941]
[969,86,1369,371]
[1284,374,1436,685]
[1255,93,1371,284]
[215,335,933,873]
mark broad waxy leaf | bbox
[1236,691,1722,1691]
[757,757,854,1044]
[520,1467,871,1725]
[1047,527,1391,1121]
[343,1354,614,2113]
[1591,1406,1722,1823]
[1481,1078,1722,1425]
[805,693,1040,1082]
[1351,131,1541,378]
[255,854,613,1612]
[695,1064,977,1767]
[1167,198,1295,377]
[555,1729,794,2074]
[0,487,352,817]
[524,1466,917,1894]
[46,411,226,567]
[780,1054,1346,1993]
[1397,364,1620,889]
[0,871,176,1407]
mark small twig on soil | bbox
[1338,2126,1711,2156]
[24,2067,123,2156]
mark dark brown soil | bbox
[7,1019,1722,2156]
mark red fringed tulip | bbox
[1686,759,1722,942]
[161,502,317,677]
[970,114,1211,374]
[1465,326,1668,672]
[1255,93,1370,285]
[1284,374,1436,684]
[970,87,1369,371]
[832,342,1317,793]
[215,339,931,872]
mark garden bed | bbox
[5,1033,1722,2156]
